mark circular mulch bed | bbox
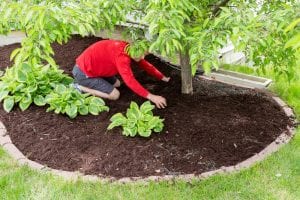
[0,36,293,178]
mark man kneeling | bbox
[72,39,170,109]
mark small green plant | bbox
[45,84,109,119]
[107,101,164,137]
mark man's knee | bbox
[108,88,120,100]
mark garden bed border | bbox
[0,95,297,184]
[0,31,297,183]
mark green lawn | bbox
[0,65,299,200]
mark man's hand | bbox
[147,93,167,109]
[162,76,170,82]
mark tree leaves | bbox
[285,34,300,49]
[284,18,300,33]
[284,18,300,58]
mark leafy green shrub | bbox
[285,18,300,59]
[0,63,72,112]
[45,84,109,119]
[0,62,109,119]
[107,101,164,137]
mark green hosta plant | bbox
[0,62,109,118]
[108,101,164,137]
[45,84,109,119]
[0,62,72,112]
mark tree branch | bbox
[125,20,149,28]
[212,0,231,17]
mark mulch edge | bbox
[0,95,297,184]
[1,33,297,183]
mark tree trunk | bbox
[179,50,193,94]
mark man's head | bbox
[126,42,149,62]
[132,51,149,62]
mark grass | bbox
[0,64,299,199]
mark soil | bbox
[0,35,293,178]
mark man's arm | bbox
[137,59,167,81]
[116,56,167,108]
[116,56,149,98]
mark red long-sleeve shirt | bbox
[76,40,164,98]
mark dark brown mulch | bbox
[0,36,293,178]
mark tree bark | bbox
[179,50,193,94]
